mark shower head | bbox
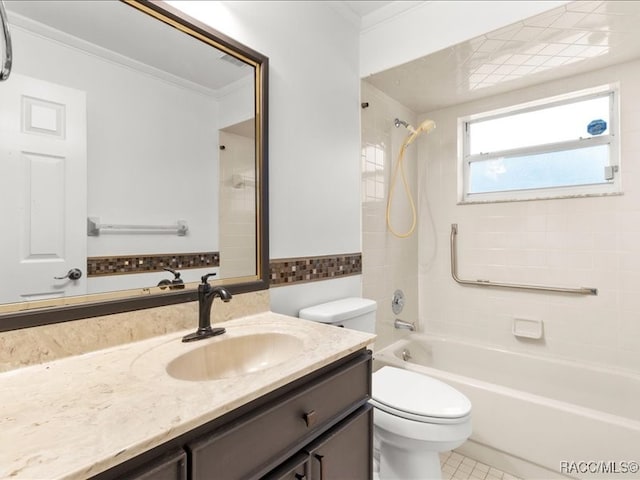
[405,118,436,146]
[394,118,411,130]
[395,117,436,146]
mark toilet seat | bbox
[370,398,470,424]
[372,366,471,424]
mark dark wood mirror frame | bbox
[0,0,269,333]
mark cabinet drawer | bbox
[188,352,371,479]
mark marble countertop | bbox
[0,312,375,479]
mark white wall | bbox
[418,58,640,374]
[170,1,364,313]
[360,1,570,77]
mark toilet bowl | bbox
[299,298,472,480]
[372,366,472,479]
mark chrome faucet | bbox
[182,273,232,342]
[394,318,415,331]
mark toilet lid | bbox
[372,366,471,420]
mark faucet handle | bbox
[201,272,217,284]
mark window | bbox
[460,86,620,203]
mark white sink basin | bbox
[166,332,303,381]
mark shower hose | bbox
[386,119,436,238]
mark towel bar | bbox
[87,217,188,236]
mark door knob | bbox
[54,268,82,281]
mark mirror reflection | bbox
[0,1,259,309]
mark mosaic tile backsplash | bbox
[270,253,362,286]
[87,252,220,277]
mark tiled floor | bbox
[373,449,521,480]
[440,451,521,480]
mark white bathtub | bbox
[374,334,640,479]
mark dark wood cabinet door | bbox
[262,452,309,480]
[306,405,373,480]
[119,449,187,480]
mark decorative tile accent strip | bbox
[87,252,220,277]
[270,253,362,287]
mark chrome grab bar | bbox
[0,0,12,81]
[450,223,597,296]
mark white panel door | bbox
[0,73,87,304]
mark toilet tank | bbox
[299,297,377,333]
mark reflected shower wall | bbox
[218,123,257,279]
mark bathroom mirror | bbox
[0,0,269,331]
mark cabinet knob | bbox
[303,410,317,428]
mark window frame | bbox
[459,85,620,204]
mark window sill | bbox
[458,190,623,205]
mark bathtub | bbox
[374,334,640,479]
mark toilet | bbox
[299,297,472,480]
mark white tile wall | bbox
[418,57,640,374]
[361,82,419,349]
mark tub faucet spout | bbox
[394,318,415,331]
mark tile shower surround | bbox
[418,58,640,374]
[360,81,420,351]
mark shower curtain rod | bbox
[450,223,597,296]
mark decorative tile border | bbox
[87,252,220,277]
[269,253,362,287]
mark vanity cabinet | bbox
[117,450,187,480]
[92,350,372,480]
[303,406,372,479]
[263,452,309,480]
[262,405,372,480]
